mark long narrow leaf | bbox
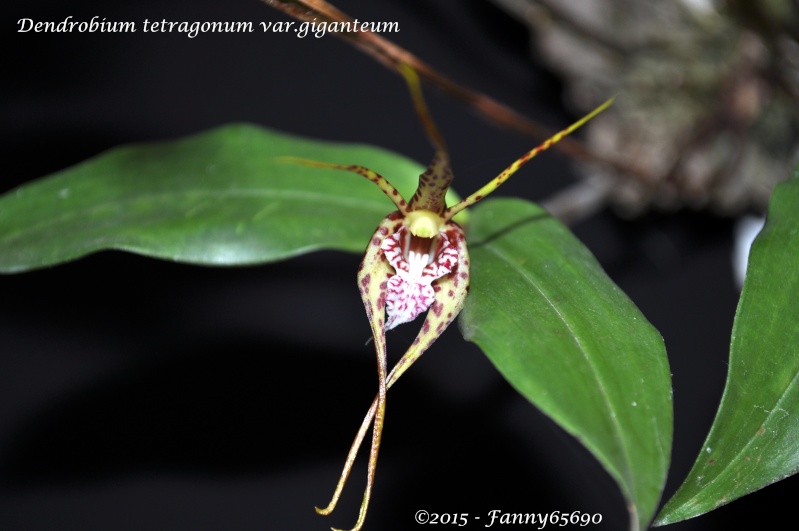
[459,198,673,531]
[656,171,799,525]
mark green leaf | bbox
[0,124,462,272]
[655,173,799,525]
[459,198,672,531]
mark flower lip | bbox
[379,225,458,329]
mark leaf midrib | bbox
[482,241,635,494]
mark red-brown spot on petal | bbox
[422,321,430,334]
[361,274,371,287]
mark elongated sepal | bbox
[316,213,403,531]
[397,64,453,215]
[408,150,453,215]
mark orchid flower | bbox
[288,66,612,531]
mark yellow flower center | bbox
[405,209,443,238]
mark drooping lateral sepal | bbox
[318,212,405,531]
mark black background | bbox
[2,1,794,530]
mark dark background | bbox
[1,1,794,530]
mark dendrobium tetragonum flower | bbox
[288,66,612,531]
